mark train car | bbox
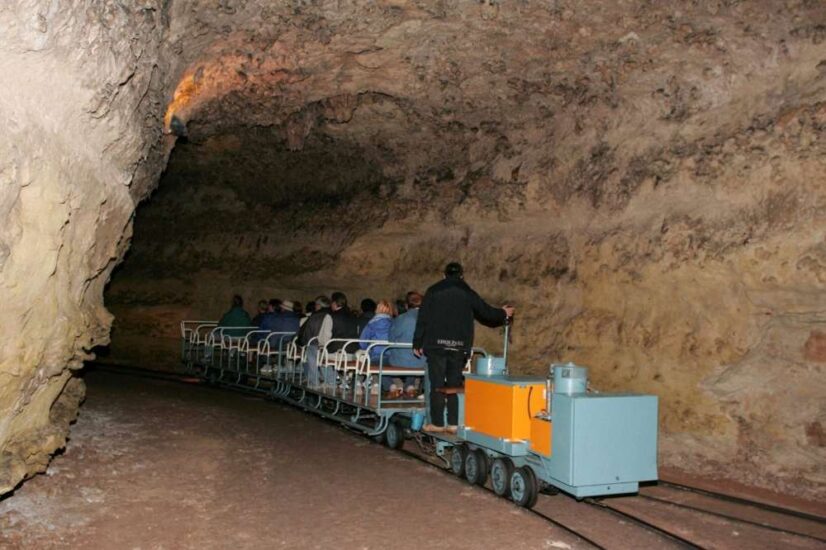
[180,321,430,446]
[180,319,659,509]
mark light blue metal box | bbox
[547,393,659,498]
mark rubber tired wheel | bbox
[464,449,488,486]
[450,445,467,477]
[510,466,539,508]
[491,457,514,497]
[385,420,405,450]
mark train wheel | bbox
[491,457,514,497]
[464,449,488,486]
[510,467,538,508]
[385,420,405,450]
[450,445,467,477]
[524,466,539,508]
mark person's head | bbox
[331,291,348,311]
[444,262,464,279]
[360,298,377,315]
[232,294,244,308]
[375,299,396,316]
[406,291,423,310]
[305,301,316,314]
[257,300,268,313]
[267,298,281,312]
[293,301,303,315]
[315,295,331,310]
[280,300,294,313]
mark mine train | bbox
[181,320,659,508]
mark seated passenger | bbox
[253,299,278,344]
[218,295,253,338]
[359,300,399,395]
[301,300,316,327]
[357,298,377,332]
[329,292,360,355]
[359,300,395,360]
[251,299,269,327]
[297,295,333,387]
[387,292,426,366]
[265,300,301,350]
[388,291,427,396]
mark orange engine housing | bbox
[464,375,546,442]
[530,417,552,456]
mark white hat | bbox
[280,300,295,311]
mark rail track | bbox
[89,363,826,549]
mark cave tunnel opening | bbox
[1,1,825,546]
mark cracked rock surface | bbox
[2,0,825,500]
[0,1,171,493]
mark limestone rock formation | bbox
[0,1,170,493]
[2,0,825,501]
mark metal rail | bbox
[636,493,826,544]
[583,498,705,549]
[395,447,608,550]
[659,480,826,524]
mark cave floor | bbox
[0,369,582,549]
[2,369,824,550]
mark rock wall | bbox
[0,2,170,493]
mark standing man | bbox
[413,262,514,433]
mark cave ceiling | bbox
[159,0,824,215]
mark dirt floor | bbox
[0,369,584,550]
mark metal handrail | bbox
[257,332,297,370]
[320,338,374,369]
[181,320,217,338]
[359,342,425,376]
[361,342,427,409]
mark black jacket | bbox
[297,308,331,346]
[329,308,360,353]
[413,277,506,353]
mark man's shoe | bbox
[422,424,444,433]
[445,425,458,434]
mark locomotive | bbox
[429,358,658,507]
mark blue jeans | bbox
[322,365,336,387]
[304,344,320,386]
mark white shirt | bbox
[318,314,333,347]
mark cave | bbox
[1,0,825,546]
